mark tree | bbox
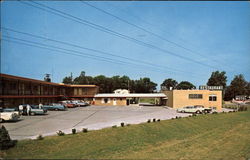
[247,82,250,96]
[161,78,178,90]
[93,75,110,93]
[62,76,73,84]
[62,73,73,84]
[224,74,248,100]
[0,125,17,150]
[207,71,227,88]
[176,81,196,90]
[134,78,157,93]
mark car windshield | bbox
[31,105,39,109]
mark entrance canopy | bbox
[94,93,167,98]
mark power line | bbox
[82,1,233,70]
[105,2,208,52]
[103,2,232,70]
[20,1,219,70]
[1,38,188,78]
[2,35,133,66]
[81,1,213,62]
[2,35,205,78]
[1,27,204,76]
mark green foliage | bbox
[62,76,73,84]
[112,125,117,128]
[36,135,44,140]
[62,71,157,93]
[153,118,156,122]
[238,106,248,111]
[157,119,161,122]
[147,119,151,123]
[0,125,17,150]
[161,78,178,90]
[176,81,196,90]
[72,129,76,134]
[207,71,227,88]
[121,122,125,127]
[224,74,248,101]
[57,130,65,136]
[82,128,88,133]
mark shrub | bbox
[121,122,125,127]
[175,116,178,119]
[82,128,88,133]
[153,118,156,122]
[157,119,161,122]
[0,125,17,150]
[36,134,44,140]
[212,112,218,114]
[112,125,117,128]
[72,128,76,134]
[126,124,131,126]
[238,106,247,112]
[147,119,151,123]
[57,130,65,136]
[192,114,197,117]
[189,115,192,117]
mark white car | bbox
[177,106,212,114]
[72,100,89,107]
[0,107,20,122]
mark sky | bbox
[1,1,250,90]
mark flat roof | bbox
[0,73,97,88]
[94,93,167,98]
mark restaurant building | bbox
[0,73,99,107]
[162,89,222,111]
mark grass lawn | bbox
[1,110,250,159]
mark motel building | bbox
[94,89,167,106]
[0,73,99,107]
[162,86,223,111]
[0,73,222,112]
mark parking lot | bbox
[3,105,191,140]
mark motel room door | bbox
[113,98,117,105]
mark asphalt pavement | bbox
[3,105,191,140]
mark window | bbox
[189,94,203,99]
[104,98,109,103]
[209,95,217,101]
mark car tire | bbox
[203,110,208,114]
[196,110,201,114]
[30,112,35,116]
[0,118,4,123]
[55,108,58,111]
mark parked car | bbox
[29,105,47,115]
[0,107,20,122]
[19,104,47,115]
[194,105,212,113]
[59,101,76,108]
[2,107,21,116]
[177,105,211,114]
[71,100,89,107]
[43,103,67,111]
